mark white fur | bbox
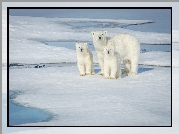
[107,34,140,76]
[92,31,140,76]
[104,45,121,79]
[76,43,95,76]
[91,31,110,75]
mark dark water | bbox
[9,91,52,126]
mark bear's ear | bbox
[91,31,95,36]
[75,43,79,46]
[104,31,107,35]
[84,43,88,48]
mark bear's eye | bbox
[79,47,80,48]
[102,34,103,35]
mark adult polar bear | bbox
[91,31,140,76]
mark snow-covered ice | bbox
[139,51,171,67]
[9,65,171,126]
[7,13,171,64]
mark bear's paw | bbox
[110,76,116,79]
[128,72,137,76]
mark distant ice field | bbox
[7,13,171,65]
[9,9,171,33]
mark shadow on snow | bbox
[94,67,154,75]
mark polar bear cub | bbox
[76,43,95,76]
[104,45,121,79]
[107,34,140,76]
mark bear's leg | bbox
[104,64,110,79]
[116,61,121,79]
[91,63,95,75]
[110,64,118,79]
[78,63,85,76]
[128,59,138,76]
[90,55,95,75]
[98,57,104,76]
[122,59,130,74]
[85,63,92,75]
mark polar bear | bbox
[91,31,110,75]
[76,43,95,76]
[91,31,140,76]
[107,34,140,76]
[104,45,121,79]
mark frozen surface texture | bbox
[9,65,171,126]
[5,13,171,64]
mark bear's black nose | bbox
[99,37,101,39]
[108,51,109,54]
[80,49,83,52]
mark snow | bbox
[9,42,171,66]
[8,15,156,43]
[139,51,171,67]
[9,40,77,64]
[9,65,171,126]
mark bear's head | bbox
[76,43,89,54]
[91,31,108,44]
[103,45,115,57]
